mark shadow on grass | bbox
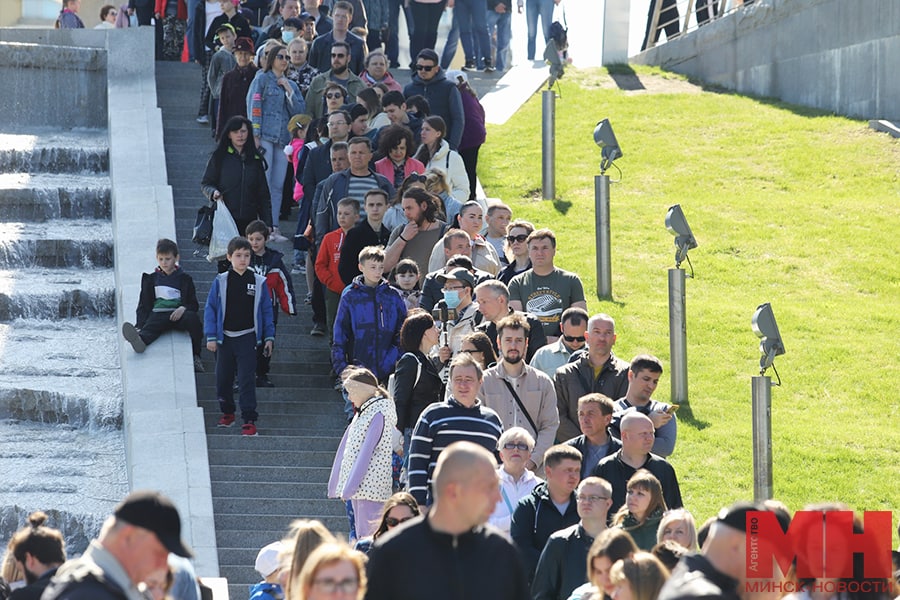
[605,63,647,91]
[553,198,573,214]
[674,403,711,431]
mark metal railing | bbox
[643,0,757,51]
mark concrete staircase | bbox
[154,61,349,598]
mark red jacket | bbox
[315,228,349,294]
[374,156,426,184]
[155,0,187,19]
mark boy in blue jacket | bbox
[205,237,275,437]
[122,238,205,373]
[332,245,407,386]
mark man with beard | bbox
[383,187,447,275]
[481,313,559,471]
[305,41,366,119]
[307,1,366,73]
[8,512,66,600]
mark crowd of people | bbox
[34,1,899,599]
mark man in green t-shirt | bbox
[508,229,588,343]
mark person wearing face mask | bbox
[432,267,480,371]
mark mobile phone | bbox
[666,404,680,415]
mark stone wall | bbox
[632,0,900,122]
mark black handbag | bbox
[192,202,215,246]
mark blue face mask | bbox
[443,290,461,309]
[282,30,295,43]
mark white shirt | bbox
[487,466,542,534]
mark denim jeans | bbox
[455,0,491,65]
[259,139,288,230]
[486,9,511,71]
[386,0,414,66]
[440,11,459,69]
[216,333,258,423]
[525,0,554,60]
[185,0,200,61]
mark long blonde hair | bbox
[283,520,336,599]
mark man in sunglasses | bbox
[530,307,588,379]
[608,354,677,458]
[307,0,366,73]
[305,41,365,119]
[402,49,465,150]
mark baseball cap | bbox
[446,69,467,85]
[300,11,315,21]
[114,491,193,558]
[254,541,284,578]
[437,267,475,289]
[716,501,790,534]
[234,37,254,53]
[215,23,236,36]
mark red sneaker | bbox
[242,422,258,436]
[217,414,235,428]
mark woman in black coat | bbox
[393,309,444,456]
[201,116,272,236]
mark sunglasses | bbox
[325,92,343,99]
[331,52,347,58]
[405,173,427,183]
[385,516,413,527]
[562,335,586,343]
[415,64,435,72]
[275,54,289,60]
[503,442,530,451]
[506,234,528,243]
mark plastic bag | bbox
[207,202,239,263]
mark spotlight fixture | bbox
[751,303,785,376]
[593,119,622,174]
[665,204,698,269]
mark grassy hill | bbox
[480,65,900,535]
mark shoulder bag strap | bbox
[501,379,539,436]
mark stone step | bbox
[211,480,330,499]
[201,415,347,434]
[215,513,347,536]
[194,372,335,389]
[209,464,339,482]
[0,173,111,221]
[195,385,341,400]
[205,434,340,452]
[215,526,348,552]
[0,220,113,268]
[0,269,115,321]
[207,449,336,468]
[197,398,342,414]
[0,131,108,174]
[212,495,345,515]
[0,318,123,427]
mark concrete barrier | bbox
[632,0,900,122]
[0,27,218,576]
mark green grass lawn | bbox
[480,65,900,534]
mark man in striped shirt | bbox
[407,353,503,506]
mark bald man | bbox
[365,442,529,600]
[592,412,682,516]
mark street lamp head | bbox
[751,302,785,375]
[665,204,698,268]
[593,119,622,174]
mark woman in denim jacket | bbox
[247,42,306,242]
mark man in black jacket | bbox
[42,492,193,600]
[511,444,582,582]
[8,512,65,600]
[365,441,528,600]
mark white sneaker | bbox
[270,228,288,243]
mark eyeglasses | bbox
[327,121,347,127]
[502,442,530,451]
[275,54,289,60]
[562,335,586,343]
[415,64,435,72]
[576,494,610,504]
[109,11,118,16]
[312,578,359,594]
[385,516,414,527]
[325,92,344,99]
[506,234,528,244]
[443,285,465,292]
[405,173,426,183]
[460,348,482,355]
[331,52,347,58]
